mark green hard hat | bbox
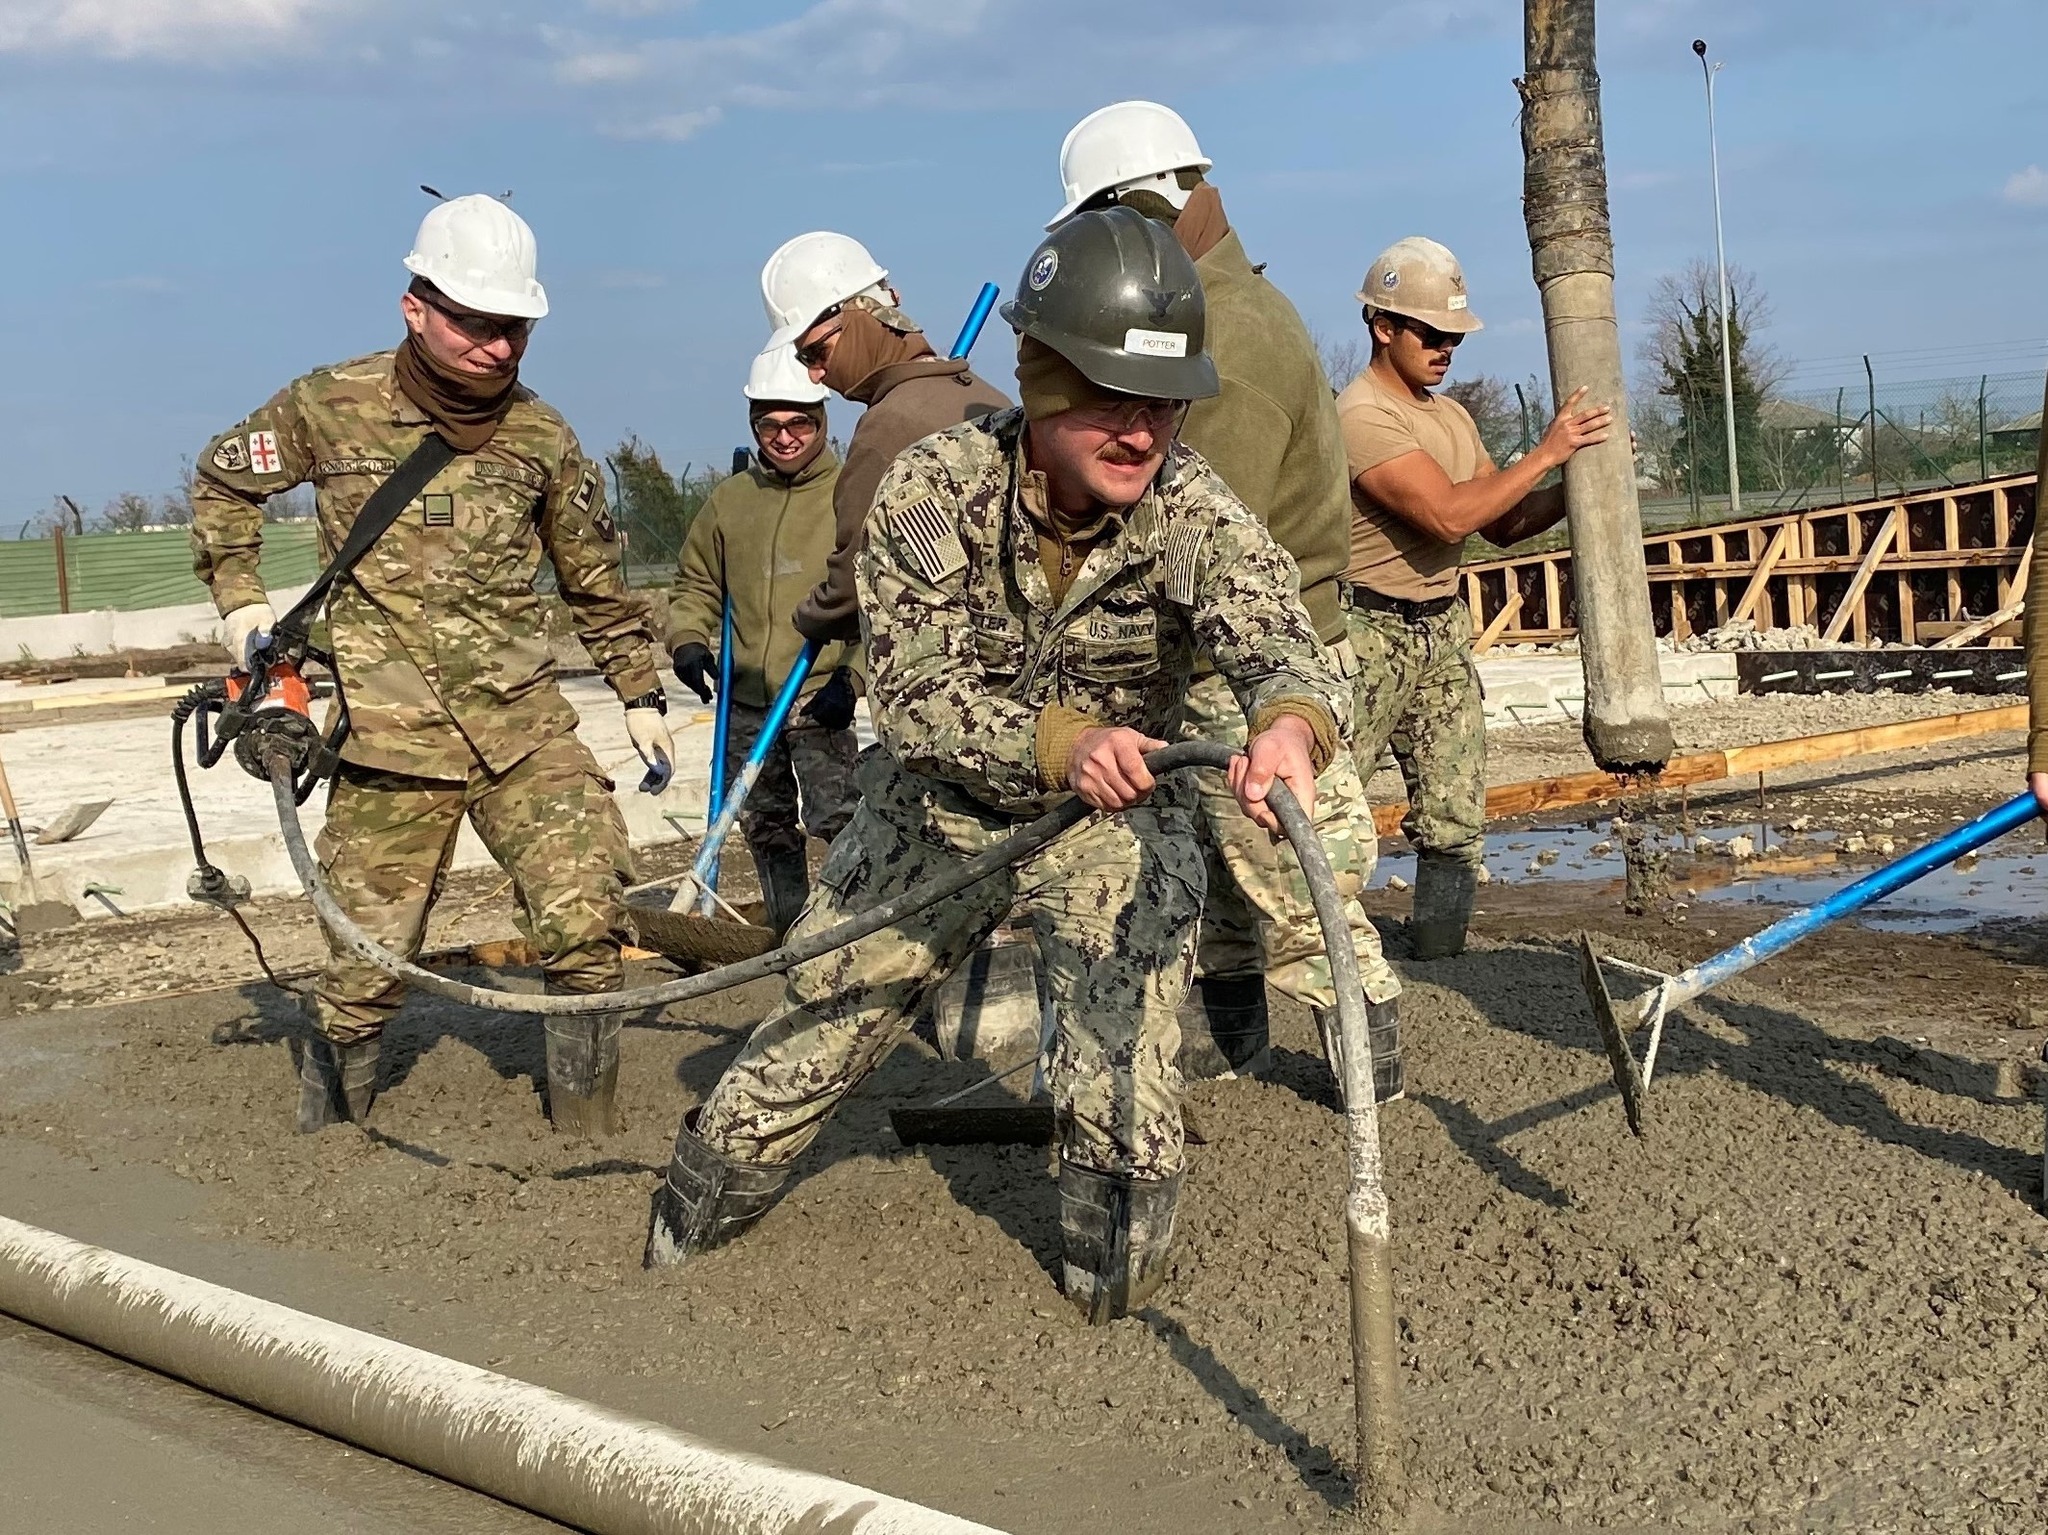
[999,205,1219,402]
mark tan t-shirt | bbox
[1337,367,1488,600]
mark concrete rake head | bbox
[1577,934,1675,1139]
[629,906,778,971]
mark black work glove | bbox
[802,667,857,731]
[671,642,716,704]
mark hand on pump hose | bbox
[801,667,857,731]
[671,642,716,704]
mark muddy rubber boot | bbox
[295,1037,379,1133]
[1313,999,1404,1104]
[644,1107,794,1268]
[1058,1160,1182,1325]
[544,1015,623,1140]
[1175,974,1271,1081]
[755,846,812,940]
[1410,857,1478,961]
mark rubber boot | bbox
[755,845,812,940]
[1410,857,1478,961]
[1058,1160,1182,1325]
[544,1014,623,1140]
[644,1108,793,1268]
[1175,974,1271,1081]
[295,1036,379,1133]
[1313,999,1405,1105]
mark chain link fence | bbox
[1634,367,2044,532]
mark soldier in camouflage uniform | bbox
[1046,101,1402,1094]
[190,195,672,1137]
[647,208,1348,1323]
[1340,238,1610,956]
[668,345,861,936]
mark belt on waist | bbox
[1339,582,1460,621]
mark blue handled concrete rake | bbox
[1581,791,2041,1136]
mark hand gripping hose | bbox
[266,740,1402,1517]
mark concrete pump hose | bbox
[272,742,1237,1017]
[266,741,1399,1513]
[0,1214,1004,1535]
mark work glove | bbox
[626,705,676,792]
[671,642,716,704]
[221,601,276,673]
[801,667,857,731]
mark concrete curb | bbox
[0,1214,1007,1535]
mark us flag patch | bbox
[1162,521,1208,606]
[891,494,968,584]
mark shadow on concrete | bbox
[1444,940,2042,1204]
[1138,1308,1352,1510]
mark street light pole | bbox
[1694,37,1742,516]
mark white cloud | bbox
[2002,165,2048,209]
[604,105,722,141]
[0,0,364,58]
[545,1,1472,128]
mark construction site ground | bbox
[3,687,2045,1532]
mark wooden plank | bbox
[1668,579,1691,643]
[1918,619,2024,642]
[1897,570,1917,644]
[1994,485,2011,549]
[1819,506,1900,644]
[1542,557,1562,632]
[1367,703,2029,838]
[1930,601,2025,650]
[1725,705,2026,775]
[1728,523,1793,625]
[1471,588,1525,656]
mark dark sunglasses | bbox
[793,320,842,371]
[1390,315,1463,351]
[423,295,534,345]
[754,414,819,441]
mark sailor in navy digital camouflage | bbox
[649,206,1346,1322]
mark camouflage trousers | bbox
[1347,600,1487,867]
[696,777,1204,1179]
[311,732,633,1045]
[722,702,860,859]
[1178,656,1401,1008]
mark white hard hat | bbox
[743,345,829,405]
[1357,236,1484,334]
[403,194,548,320]
[1048,100,1212,230]
[760,231,890,351]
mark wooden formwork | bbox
[1461,473,2039,650]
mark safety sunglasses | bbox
[423,295,534,345]
[754,414,820,442]
[1072,398,1185,438]
[793,315,844,370]
[1391,315,1463,351]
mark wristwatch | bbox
[623,688,668,715]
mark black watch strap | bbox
[624,688,668,715]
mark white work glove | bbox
[626,706,676,789]
[221,601,276,672]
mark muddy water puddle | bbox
[1370,820,2047,934]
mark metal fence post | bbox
[1863,355,1879,500]
[1978,374,1989,480]
[52,525,69,614]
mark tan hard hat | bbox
[1356,236,1483,334]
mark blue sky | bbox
[3,0,2045,519]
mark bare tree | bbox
[1639,259,1784,396]
[1310,326,1367,391]
[97,492,156,532]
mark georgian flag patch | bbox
[248,430,283,476]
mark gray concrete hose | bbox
[267,742,1404,1518]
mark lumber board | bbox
[1722,705,2025,775]
[1367,705,2028,839]
[1820,506,1899,644]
